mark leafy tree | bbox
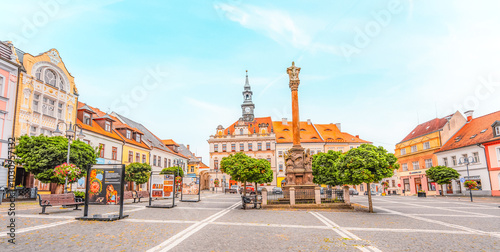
[220,152,272,194]
[125,162,152,189]
[312,150,343,187]
[338,144,399,213]
[14,135,98,185]
[426,166,460,196]
[160,166,184,177]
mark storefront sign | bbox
[409,171,423,175]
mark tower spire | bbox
[241,70,255,122]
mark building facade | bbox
[436,110,500,196]
[395,111,466,196]
[0,41,20,188]
[483,121,500,196]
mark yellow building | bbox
[11,47,79,191]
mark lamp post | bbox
[53,122,85,194]
[458,156,476,202]
[215,167,219,193]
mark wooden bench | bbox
[123,191,138,203]
[135,190,150,203]
[37,193,84,214]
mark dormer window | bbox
[495,126,500,137]
[105,121,111,132]
[136,134,141,142]
[83,112,91,125]
[126,130,131,139]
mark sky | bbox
[2,0,500,163]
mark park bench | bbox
[37,193,84,214]
[241,195,261,210]
[135,190,150,203]
[123,190,138,203]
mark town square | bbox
[1,1,500,251]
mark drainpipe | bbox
[477,144,492,192]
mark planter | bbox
[417,192,426,197]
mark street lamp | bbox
[53,122,85,193]
[458,156,476,202]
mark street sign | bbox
[460,178,465,183]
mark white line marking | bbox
[124,219,198,224]
[13,214,75,219]
[174,207,226,210]
[367,245,383,252]
[310,212,350,239]
[210,221,331,230]
[147,201,241,252]
[312,212,362,240]
[354,246,371,252]
[344,227,480,235]
[0,220,76,237]
[377,198,496,217]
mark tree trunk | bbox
[441,184,444,196]
[54,184,64,194]
[367,182,373,213]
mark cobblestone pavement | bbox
[1,192,499,251]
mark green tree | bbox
[160,166,184,177]
[425,166,460,196]
[220,152,272,194]
[312,150,343,187]
[14,135,98,185]
[338,144,399,213]
[125,162,152,190]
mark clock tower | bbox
[241,70,255,122]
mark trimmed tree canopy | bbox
[220,152,272,184]
[125,162,152,185]
[426,166,460,185]
[312,150,343,186]
[160,166,184,177]
[14,135,98,184]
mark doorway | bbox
[414,177,422,192]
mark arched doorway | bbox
[200,171,210,190]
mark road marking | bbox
[174,207,226,210]
[377,198,496,217]
[310,212,351,239]
[311,212,362,240]
[375,213,500,218]
[147,201,241,252]
[344,227,481,235]
[354,245,382,252]
[210,221,331,229]
[0,220,76,237]
[13,214,75,219]
[124,219,198,224]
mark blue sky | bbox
[2,0,500,162]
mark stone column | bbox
[315,186,321,204]
[261,188,267,207]
[290,187,295,206]
[287,62,302,147]
[343,186,351,205]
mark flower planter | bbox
[417,192,426,197]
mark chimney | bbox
[282,118,288,125]
[307,119,312,125]
[187,144,190,150]
[355,135,359,138]
[335,123,341,132]
[464,110,474,122]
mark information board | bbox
[151,174,174,199]
[181,176,201,202]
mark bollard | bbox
[315,187,321,204]
[262,188,267,207]
[290,187,296,206]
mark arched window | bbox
[44,69,57,87]
[240,129,243,135]
[33,66,67,91]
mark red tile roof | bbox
[77,102,122,141]
[162,139,179,147]
[104,113,150,150]
[437,111,500,153]
[223,117,273,135]
[315,123,370,143]
[273,121,323,143]
[399,116,451,143]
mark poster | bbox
[88,166,122,205]
[182,177,199,195]
[150,174,174,198]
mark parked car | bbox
[256,187,263,194]
[349,188,359,195]
[320,187,324,194]
[363,191,379,196]
[227,185,239,194]
[272,187,283,194]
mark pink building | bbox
[0,41,20,188]
[484,121,500,196]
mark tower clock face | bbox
[245,107,251,113]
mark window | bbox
[99,144,105,158]
[278,151,283,157]
[231,144,236,152]
[350,146,354,149]
[136,153,140,163]
[136,134,141,142]
[258,143,262,151]
[214,144,218,152]
[168,159,171,167]
[105,121,111,132]
[338,147,344,153]
[158,156,161,167]
[423,142,430,150]
[128,151,133,163]
[461,154,468,164]
[126,130,131,139]
[311,150,315,155]
[142,154,146,163]
[411,145,417,152]
[425,159,432,168]
[443,157,448,167]
[240,129,243,135]
[360,184,364,191]
[402,163,408,171]
[266,158,271,164]
[30,126,37,136]
[164,159,168,168]
[153,155,157,166]
[222,144,227,152]
[33,94,40,112]
[427,179,436,191]
[112,147,117,160]
[57,103,63,119]
[497,148,500,163]
[451,156,457,166]
[400,148,406,155]
[266,142,271,150]
[496,126,500,136]
[240,143,244,151]
[403,179,410,192]
[412,161,420,170]
[44,69,57,86]
[214,159,219,170]
[42,97,55,117]
[248,143,252,151]
[473,152,479,163]
[279,164,283,172]
[83,112,91,125]
[191,166,194,172]
[392,180,396,187]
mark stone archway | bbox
[200,171,211,190]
